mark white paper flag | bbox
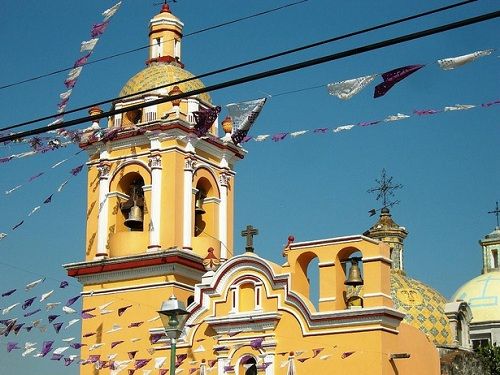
[103,1,122,21]
[25,278,45,290]
[40,290,54,302]
[327,74,377,99]
[254,134,270,142]
[290,130,308,137]
[81,38,99,52]
[444,104,476,111]
[3,303,19,315]
[67,67,83,81]
[22,347,37,357]
[46,302,61,310]
[53,346,69,355]
[437,49,493,70]
[65,319,80,329]
[63,306,76,314]
[28,206,41,217]
[154,357,167,369]
[59,90,72,100]
[333,124,355,133]
[106,324,121,333]
[62,337,75,342]
[384,113,410,122]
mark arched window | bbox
[239,283,255,312]
[343,250,364,309]
[187,295,195,306]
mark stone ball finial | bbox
[222,116,233,135]
[169,85,183,106]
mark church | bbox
[63,5,483,374]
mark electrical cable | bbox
[0,0,309,91]
[0,0,479,133]
[0,10,498,144]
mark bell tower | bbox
[64,6,244,373]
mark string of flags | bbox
[0,162,85,242]
[238,97,499,145]
[46,1,121,146]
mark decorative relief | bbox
[396,288,424,306]
[149,154,162,169]
[185,157,197,171]
[97,162,111,179]
[219,173,231,187]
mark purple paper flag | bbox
[70,165,84,176]
[413,109,439,115]
[91,22,109,38]
[64,357,75,366]
[0,156,14,163]
[1,289,16,297]
[272,132,288,142]
[134,359,150,369]
[128,351,138,359]
[51,353,64,361]
[128,321,143,328]
[48,315,59,323]
[481,99,500,107]
[117,305,132,316]
[22,297,36,310]
[43,194,53,204]
[25,326,33,332]
[29,172,44,182]
[150,333,163,344]
[66,295,80,307]
[70,343,85,349]
[12,221,24,230]
[374,64,424,98]
[59,281,69,288]
[358,120,381,127]
[24,309,41,317]
[53,322,63,334]
[193,106,221,137]
[83,332,95,338]
[41,341,54,357]
[74,52,91,68]
[7,342,20,352]
[250,337,264,349]
[314,128,328,133]
[64,78,77,89]
[81,312,96,319]
[12,323,24,335]
[111,340,124,349]
[241,135,252,144]
[58,98,69,109]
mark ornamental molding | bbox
[205,312,282,334]
[219,172,231,187]
[185,156,197,171]
[148,154,162,169]
[97,162,111,179]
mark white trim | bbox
[289,235,379,250]
[80,280,194,296]
[204,197,221,204]
[142,184,152,192]
[363,292,392,299]
[318,297,336,302]
[107,191,130,200]
[183,167,193,248]
[96,174,110,257]
[318,261,335,267]
[219,182,228,259]
[362,255,392,264]
[149,163,162,250]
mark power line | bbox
[1,10,498,144]
[0,0,309,91]
[0,0,478,134]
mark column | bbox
[183,156,196,250]
[96,162,111,258]
[148,154,162,251]
[219,172,230,260]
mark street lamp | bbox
[158,295,189,374]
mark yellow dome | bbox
[452,271,500,323]
[118,63,211,104]
[391,270,453,345]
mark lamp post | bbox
[158,295,189,375]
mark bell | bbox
[124,204,143,230]
[345,258,364,286]
[195,194,206,215]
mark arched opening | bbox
[306,257,320,310]
[187,295,195,307]
[193,175,216,238]
[123,109,142,127]
[343,250,364,309]
[119,176,145,232]
[239,356,257,375]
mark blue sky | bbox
[0,0,498,373]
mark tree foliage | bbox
[476,343,500,375]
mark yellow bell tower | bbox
[64,6,244,373]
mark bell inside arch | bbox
[195,191,206,215]
[124,204,144,230]
[345,257,364,286]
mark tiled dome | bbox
[391,270,453,345]
[118,62,211,104]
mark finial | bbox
[487,201,500,227]
[241,225,258,253]
[367,169,403,215]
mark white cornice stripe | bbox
[318,297,336,302]
[363,292,392,299]
[80,280,194,296]
[290,235,379,250]
[318,261,335,267]
[107,191,129,200]
[362,256,392,264]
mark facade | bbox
[452,226,500,347]
[65,6,446,374]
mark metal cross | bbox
[367,169,403,209]
[241,225,258,253]
[488,201,500,227]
